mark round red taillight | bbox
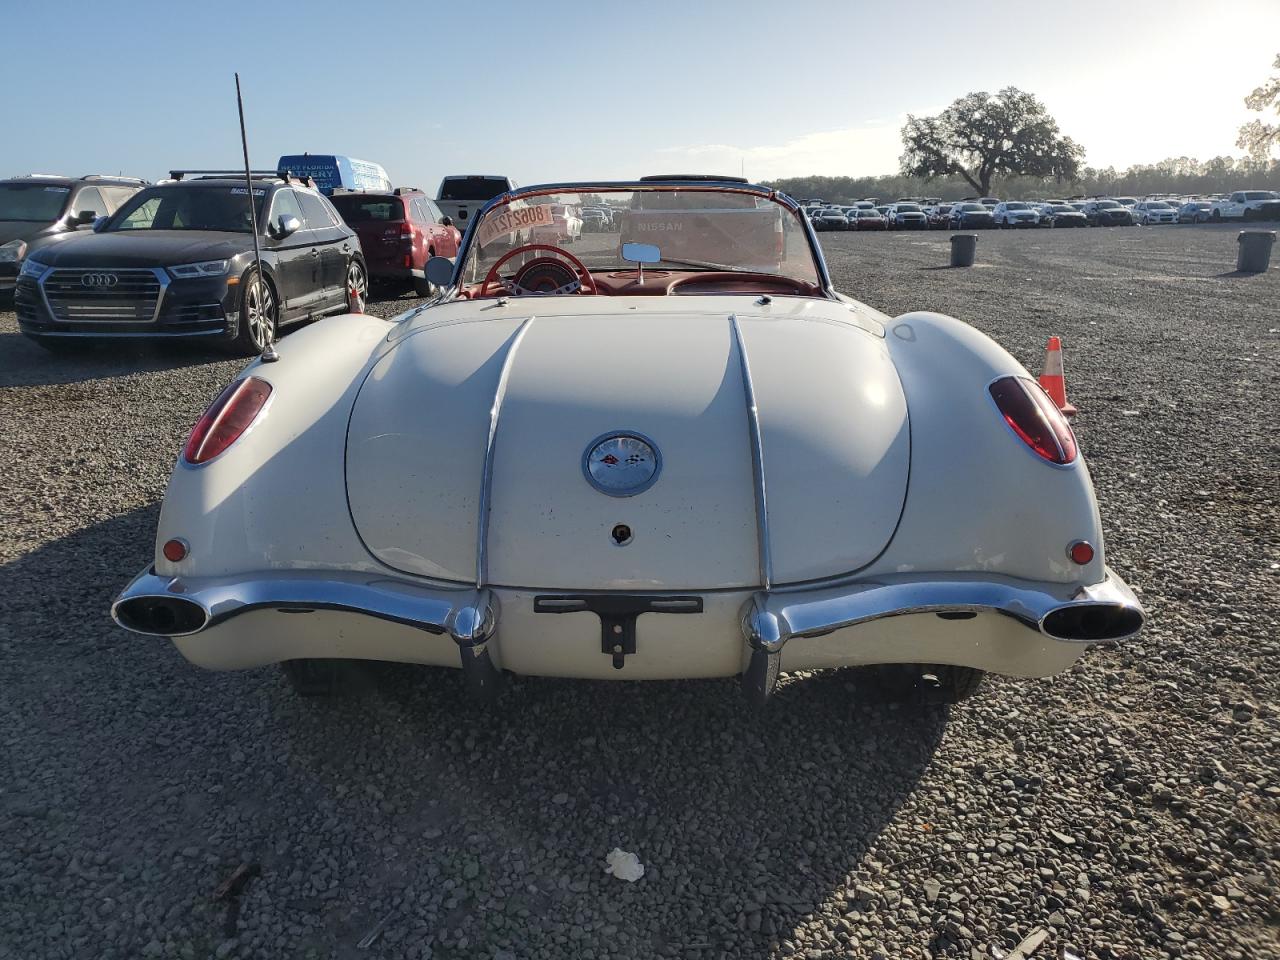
[162,538,189,562]
[1068,540,1094,565]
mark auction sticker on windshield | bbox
[475,204,556,247]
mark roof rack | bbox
[9,173,70,179]
[169,169,281,182]
[83,174,148,184]
[166,169,318,189]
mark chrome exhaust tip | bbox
[1041,602,1143,643]
[112,595,209,637]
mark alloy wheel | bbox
[347,260,367,307]
[245,279,276,351]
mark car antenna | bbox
[235,72,277,363]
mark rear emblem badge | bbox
[583,432,661,497]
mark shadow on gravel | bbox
[275,664,949,956]
[0,503,159,664]
[3,506,946,958]
[0,331,232,389]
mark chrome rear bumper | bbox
[113,568,497,645]
[113,566,1143,702]
[739,568,1143,703]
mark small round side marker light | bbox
[1067,540,1094,565]
[163,538,190,563]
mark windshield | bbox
[858,210,881,217]
[331,195,403,222]
[1005,202,1028,210]
[896,204,921,212]
[439,177,510,202]
[107,185,268,233]
[959,203,986,211]
[457,187,821,292]
[0,182,71,222]
[1145,201,1170,209]
[1052,205,1076,213]
[1095,201,1120,209]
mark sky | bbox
[5,0,1279,188]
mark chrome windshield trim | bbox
[730,314,773,589]
[476,316,535,588]
[448,180,835,298]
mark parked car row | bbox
[5,165,492,353]
[800,188,1280,232]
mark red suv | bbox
[330,188,461,295]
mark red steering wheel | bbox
[480,243,597,298]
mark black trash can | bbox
[949,233,978,267]
[1237,230,1276,273]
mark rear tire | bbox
[280,659,354,697]
[858,663,986,705]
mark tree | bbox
[1238,54,1280,159]
[899,87,1084,196]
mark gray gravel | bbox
[2,227,1277,960]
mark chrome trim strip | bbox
[740,567,1144,653]
[111,567,494,644]
[729,314,773,589]
[18,329,226,339]
[476,316,535,588]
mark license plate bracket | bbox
[533,594,704,668]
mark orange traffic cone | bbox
[1039,336,1078,417]
[349,283,364,314]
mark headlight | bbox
[20,256,46,278]
[0,239,27,262]
[168,259,230,279]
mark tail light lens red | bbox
[183,377,273,465]
[989,376,1077,465]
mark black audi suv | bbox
[16,172,367,353]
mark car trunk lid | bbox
[344,309,909,589]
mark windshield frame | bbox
[445,180,833,298]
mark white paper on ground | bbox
[603,848,644,882]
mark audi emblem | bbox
[80,273,118,288]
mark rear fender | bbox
[153,312,399,580]
[868,311,1104,586]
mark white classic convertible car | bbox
[113,176,1144,705]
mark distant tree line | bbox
[765,155,1280,203]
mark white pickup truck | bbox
[1210,190,1280,222]
[435,176,517,231]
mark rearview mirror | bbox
[621,242,661,265]
[273,214,301,239]
[425,256,454,288]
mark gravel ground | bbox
[1,226,1276,960]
